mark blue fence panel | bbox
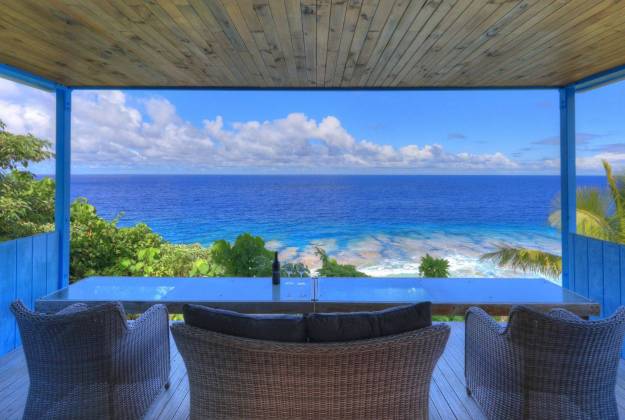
[0,231,59,356]
[573,234,589,297]
[0,240,17,354]
[15,237,34,347]
[571,233,625,357]
[603,242,621,319]
[32,234,48,302]
[587,239,604,315]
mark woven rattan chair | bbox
[171,322,449,420]
[465,305,625,420]
[11,300,170,420]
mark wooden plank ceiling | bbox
[1,0,625,88]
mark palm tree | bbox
[481,160,625,280]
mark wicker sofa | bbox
[171,321,450,420]
[11,301,170,420]
[465,305,625,420]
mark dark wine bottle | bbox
[272,251,280,285]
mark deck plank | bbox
[2,322,625,419]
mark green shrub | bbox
[211,233,274,277]
[418,254,450,278]
[314,247,368,277]
[70,198,164,281]
[120,243,222,277]
[0,120,55,241]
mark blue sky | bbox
[0,76,624,175]
[129,89,558,158]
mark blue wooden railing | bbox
[0,232,59,356]
[570,233,625,356]
[570,233,624,318]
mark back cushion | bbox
[183,304,307,342]
[306,302,432,343]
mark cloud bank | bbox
[0,78,619,174]
[68,90,522,173]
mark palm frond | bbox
[577,210,618,241]
[480,245,562,279]
[603,160,622,214]
[549,208,614,240]
[549,186,616,240]
[603,160,625,242]
[576,187,610,217]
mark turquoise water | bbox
[71,175,604,277]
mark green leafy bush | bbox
[418,254,450,278]
[314,247,368,277]
[120,243,222,277]
[0,120,53,170]
[0,120,55,241]
[70,198,164,281]
[211,233,274,277]
[0,171,55,241]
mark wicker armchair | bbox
[465,305,625,420]
[171,322,450,420]
[11,300,170,420]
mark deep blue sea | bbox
[71,175,605,278]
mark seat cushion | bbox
[182,304,307,342]
[306,302,432,343]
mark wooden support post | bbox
[559,86,576,289]
[55,87,71,289]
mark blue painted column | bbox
[55,87,71,289]
[559,86,576,289]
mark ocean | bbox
[71,175,605,279]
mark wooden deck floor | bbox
[2,323,625,419]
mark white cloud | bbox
[0,81,54,140]
[0,79,554,174]
[577,153,625,172]
[0,100,52,139]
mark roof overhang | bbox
[1,1,625,89]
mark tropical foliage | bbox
[0,120,55,241]
[481,245,562,279]
[482,160,625,279]
[120,244,221,278]
[70,198,163,281]
[211,233,275,277]
[418,254,450,278]
[314,247,368,277]
[0,120,53,170]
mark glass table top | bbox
[37,276,598,316]
[43,276,313,303]
[40,276,594,305]
[315,277,592,304]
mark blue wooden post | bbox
[574,63,625,92]
[559,86,576,289]
[0,64,59,91]
[55,87,71,289]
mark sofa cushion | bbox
[182,304,307,342]
[306,302,432,343]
